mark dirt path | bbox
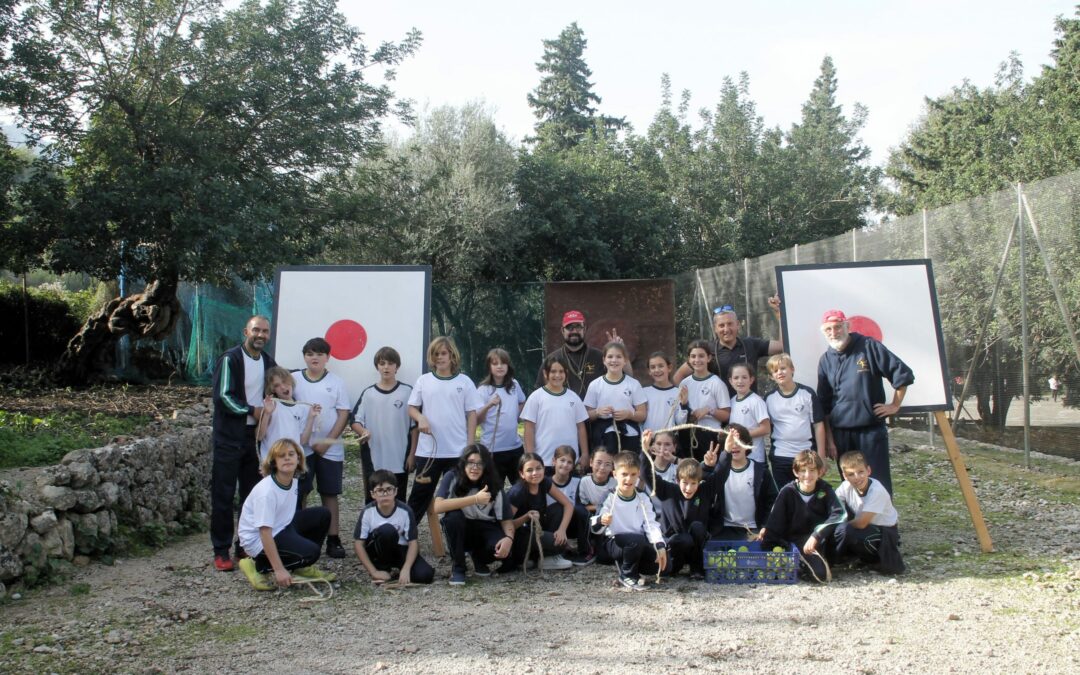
[2,429,1078,674]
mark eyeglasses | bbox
[592,460,614,469]
[466,461,485,469]
[713,305,735,315]
[371,487,397,496]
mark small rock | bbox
[372,663,386,672]
[73,555,91,567]
[105,630,124,644]
[11,592,21,600]
[33,645,57,654]
[179,610,189,621]
[947,614,961,621]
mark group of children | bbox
[237,332,905,592]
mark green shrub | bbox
[0,282,83,365]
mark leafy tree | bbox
[775,56,878,246]
[527,22,623,150]
[325,103,521,282]
[515,133,676,281]
[1,0,419,380]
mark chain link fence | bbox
[684,172,1080,458]
[142,171,1079,458]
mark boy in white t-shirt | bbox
[351,346,418,505]
[832,452,905,574]
[292,338,351,559]
[764,353,825,491]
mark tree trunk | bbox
[57,277,181,383]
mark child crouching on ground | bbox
[760,450,846,583]
[237,439,333,590]
[591,451,667,589]
[353,470,435,585]
[832,451,905,574]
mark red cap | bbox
[561,310,586,327]
[821,309,847,324]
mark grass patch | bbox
[68,582,91,596]
[0,409,152,468]
[147,620,261,657]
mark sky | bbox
[339,0,1077,165]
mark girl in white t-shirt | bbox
[680,340,731,460]
[407,337,482,528]
[256,367,320,463]
[522,355,589,472]
[728,362,771,464]
[476,348,527,486]
[584,341,648,454]
[642,351,688,433]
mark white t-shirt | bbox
[243,350,266,425]
[684,374,731,429]
[765,384,823,459]
[238,474,297,557]
[408,372,483,459]
[476,380,526,452]
[837,477,898,527]
[259,401,309,462]
[352,382,414,472]
[520,387,589,465]
[729,392,770,463]
[723,462,758,529]
[642,385,686,433]
[547,475,581,506]
[293,370,351,461]
[584,374,648,436]
[577,474,615,509]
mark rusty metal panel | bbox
[544,279,676,385]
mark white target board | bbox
[269,266,431,402]
[775,260,951,412]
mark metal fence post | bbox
[1018,183,1031,469]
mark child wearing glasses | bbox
[434,444,517,585]
[353,470,435,585]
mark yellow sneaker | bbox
[239,558,274,591]
[293,565,336,582]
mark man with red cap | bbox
[535,310,607,398]
[816,309,914,496]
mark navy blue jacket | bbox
[651,473,720,538]
[211,344,276,447]
[816,332,915,429]
[763,479,846,547]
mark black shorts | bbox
[302,453,343,496]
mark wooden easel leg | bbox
[933,411,994,553]
[428,503,445,558]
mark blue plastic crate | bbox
[702,540,798,584]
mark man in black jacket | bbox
[210,315,276,571]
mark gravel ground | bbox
[2,428,1078,674]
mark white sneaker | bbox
[541,554,573,571]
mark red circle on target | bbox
[848,315,883,342]
[325,320,367,360]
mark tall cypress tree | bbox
[527,23,623,150]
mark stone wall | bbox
[0,407,212,588]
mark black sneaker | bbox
[474,562,492,577]
[326,536,346,559]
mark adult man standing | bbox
[210,315,276,571]
[535,310,605,399]
[673,295,784,396]
[817,309,914,496]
